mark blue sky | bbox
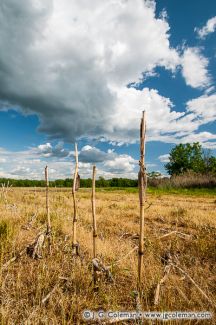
[0,0,215,179]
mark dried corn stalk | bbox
[92,258,113,283]
[72,143,80,255]
[91,165,98,286]
[27,232,45,259]
[137,111,147,294]
[45,166,52,254]
[154,253,172,306]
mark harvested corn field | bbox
[1,188,215,324]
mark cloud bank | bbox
[0,144,139,179]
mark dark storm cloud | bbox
[0,0,115,142]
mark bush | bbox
[170,171,216,188]
[148,171,216,189]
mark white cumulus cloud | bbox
[186,93,216,124]
[195,16,216,39]
[181,47,211,89]
[158,154,170,163]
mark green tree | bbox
[97,176,109,187]
[165,142,205,175]
[147,171,162,178]
[206,156,216,174]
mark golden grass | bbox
[0,188,216,324]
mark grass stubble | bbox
[0,187,216,324]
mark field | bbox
[1,188,216,324]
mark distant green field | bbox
[95,186,216,196]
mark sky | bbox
[0,0,216,180]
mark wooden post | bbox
[45,166,52,254]
[72,143,79,255]
[137,111,147,294]
[91,165,98,286]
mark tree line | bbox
[0,177,139,188]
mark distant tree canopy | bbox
[165,142,216,176]
[0,177,139,188]
[0,174,165,188]
[147,171,162,178]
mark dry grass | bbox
[0,188,216,324]
[149,171,216,189]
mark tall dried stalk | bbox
[91,165,97,285]
[1,181,12,205]
[45,166,52,254]
[137,111,147,294]
[72,143,79,255]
